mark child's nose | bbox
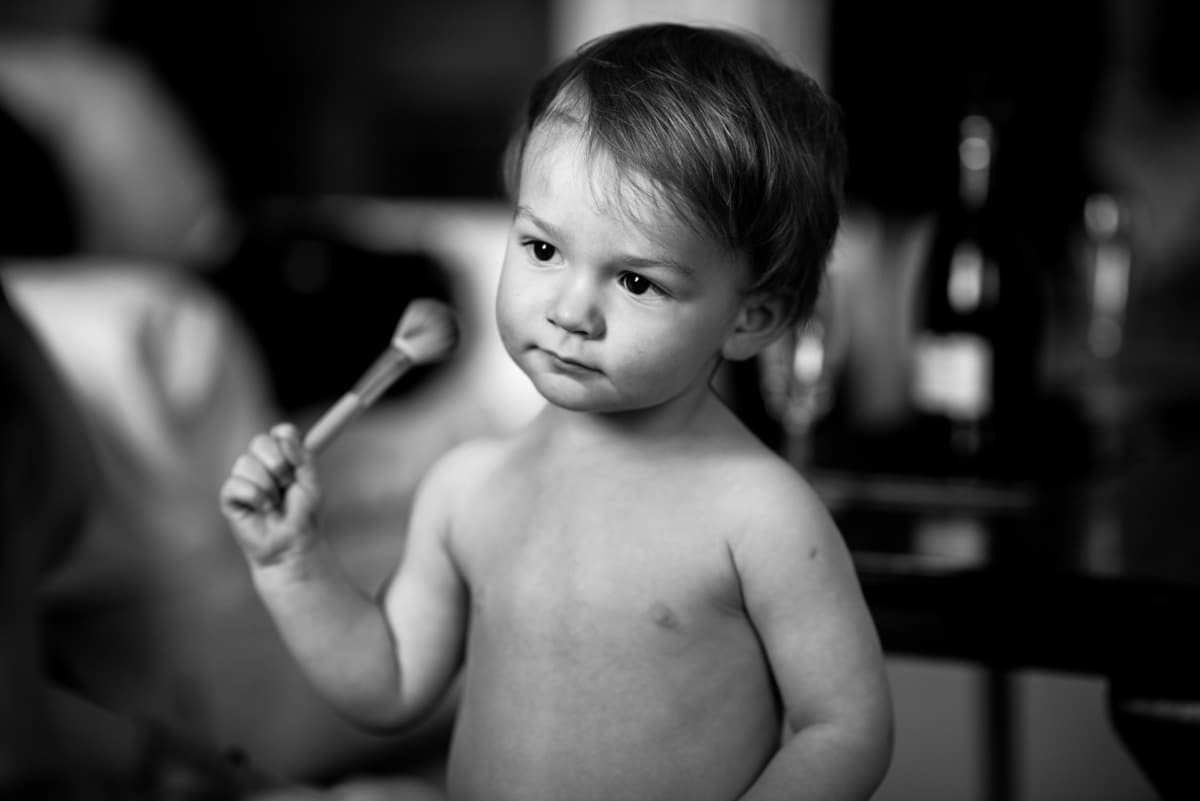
[547,273,605,338]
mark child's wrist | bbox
[248,536,333,586]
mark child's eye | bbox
[524,239,558,263]
[619,272,664,297]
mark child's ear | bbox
[721,293,791,362]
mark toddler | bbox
[222,22,893,801]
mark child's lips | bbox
[537,347,600,373]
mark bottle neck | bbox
[958,114,994,212]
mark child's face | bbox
[496,122,752,416]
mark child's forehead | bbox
[519,120,748,279]
[522,120,693,237]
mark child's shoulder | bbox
[721,447,825,507]
[422,432,520,492]
[695,440,837,547]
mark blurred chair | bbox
[0,32,237,268]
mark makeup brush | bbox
[303,298,460,454]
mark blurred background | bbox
[4,0,1199,799]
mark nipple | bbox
[649,601,680,630]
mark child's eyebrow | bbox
[616,253,697,280]
[515,205,696,279]
[514,205,560,239]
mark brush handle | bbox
[352,347,412,406]
[303,347,412,453]
[303,392,363,453]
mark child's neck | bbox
[534,386,733,456]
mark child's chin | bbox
[529,376,622,413]
[534,388,612,413]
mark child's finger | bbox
[270,422,306,467]
[220,473,272,515]
[230,452,282,508]
[271,422,322,509]
[249,432,295,487]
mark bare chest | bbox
[444,476,780,801]
[456,474,743,638]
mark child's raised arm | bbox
[219,423,469,731]
[729,470,894,801]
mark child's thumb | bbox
[289,456,323,512]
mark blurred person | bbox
[1,73,284,801]
[0,5,479,796]
[222,23,892,801]
[0,281,268,800]
[1,259,99,797]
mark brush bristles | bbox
[391,298,460,364]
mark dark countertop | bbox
[798,409,1200,679]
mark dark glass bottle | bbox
[910,114,1040,475]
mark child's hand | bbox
[219,422,323,568]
